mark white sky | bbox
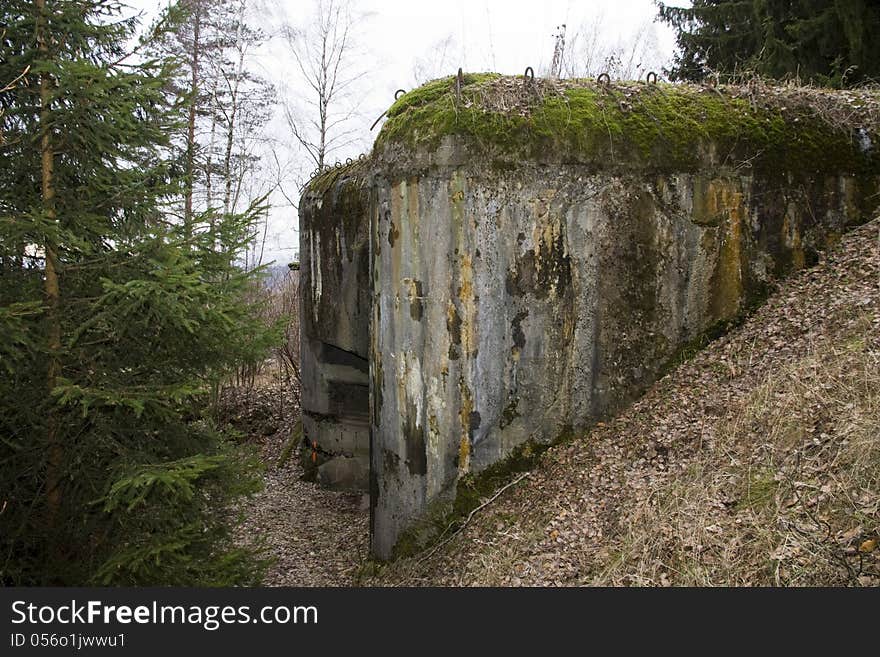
[128,0,681,264]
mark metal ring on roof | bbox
[646,71,658,84]
[395,89,405,100]
[525,66,535,81]
[597,73,610,86]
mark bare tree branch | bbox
[280,0,367,171]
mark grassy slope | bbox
[367,217,880,587]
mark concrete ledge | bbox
[317,456,369,492]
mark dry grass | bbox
[453,73,880,139]
[596,315,880,586]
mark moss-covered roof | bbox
[374,73,880,175]
[302,157,371,197]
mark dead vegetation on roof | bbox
[465,75,880,138]
[375,74,880,173]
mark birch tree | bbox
[281,0,367,172]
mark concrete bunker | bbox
[299,75,880,559]
[299,166,372,492]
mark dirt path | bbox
[228,382,369,586]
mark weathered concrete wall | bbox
[299,164,372,490]
[367,142,879,556]
[298,77,880,557]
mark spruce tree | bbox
[657,0,880,86]
[0,0,274,585]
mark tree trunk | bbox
[36,0,63,529]
[222,1,247,222]
[184,0,202,236]
[222,84,238,221]
[206,77,218,213]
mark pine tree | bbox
[149,0,275,232]
[657,0,880,86]
[0,0,274,585]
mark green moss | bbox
[389,437,552,560]
[736,468,779,511]
[388,423,581,561]
[277,419,303,469]
[303,158,369,196]
[451,442,542,517]
[385,73,501,118]
[375,75,878,177]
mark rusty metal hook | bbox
[370,88,408,131]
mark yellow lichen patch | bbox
[531,207,567,299]
[458,383,474,476]
[561,306,576,344]
[445,301,459,336]
[533,213,563,252]
[458,254,478,357]
[709,183,745,322]
[458,436,470,476]
[782,205,806,270]
[458,254,474,300]
[692,177,727,227]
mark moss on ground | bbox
[389,426,576,561]
[375,74,879,177]
[736,468,779,512]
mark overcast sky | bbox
[129,0,682,264]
